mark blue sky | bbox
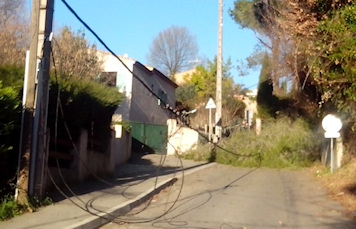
[26,0,261,89]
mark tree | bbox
[230,0,324,118]
[311,3,356,114]
[147,26,198,78]
[181,58,245,127]
[230,0,319,97]
[0,0,28,66]
[52,26,103,80]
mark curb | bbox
[65,162,216,229]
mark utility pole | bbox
[17,0,54,204]
[31,0,54,198]
[215,0,223,142]
[16,0,40,206]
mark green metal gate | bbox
[130,122,168,154]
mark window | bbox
[158,89,167,106]
[98,72,117,87]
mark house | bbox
[98,52,178,164]
[173,69,195,86]
[234,90,257,127]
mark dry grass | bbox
[310,159,356,221]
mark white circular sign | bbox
[322,114,342,133]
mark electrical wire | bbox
[49,1,264,226]
[50,37,190,223]
[60,0,177,115]
[48,42,188,224]
[98,126,186,223]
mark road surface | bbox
[99,164,356,229]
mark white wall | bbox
[98,52,135,120]
[167,119,199,155]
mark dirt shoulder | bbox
[309,159,356,222]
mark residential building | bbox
[98,52,178,162]
[173,69,195,86]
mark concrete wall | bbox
[111,127,132,166]
[77,129,115,181]
[46,128,128,189]
[167,119,199,155]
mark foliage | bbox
[0,65,22,203]
[0,69,22,200]
[182,143,215,162]
[0,65,24,90]
[52,26,103,80]
[0,195,22,221]
[175,84,196,108]
[229,0,261,31]
[147,26,198,78]
[256,54,291,118]
[216,117,318,168]
[48,77,123,153]
[177,57,245,127]
[0,194,53,221]
[311,3,356,114]
[189,64,216,99]
[188,58,234,100]
[0,0,28,66]
[0,82,21,155]
[184,117,319,168]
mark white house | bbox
[98,52,178,164]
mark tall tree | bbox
[230,0,318,97]
[52,26,103,80]
[311,2,356,113]
[230,0,323,117]
[147,26,199,78]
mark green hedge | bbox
[0,66,22,199]
[48,77,123,154]
[0,64,124,197]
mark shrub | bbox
[219,117,319,168]
[47,77,124,154]
[184,117,320,168]
[0,80,22,200]
[0,195,21,221]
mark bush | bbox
[0,65,24,90]
[0,80,22,200]
[0,194,53,221]
[0,195,21,221]
[220,117,319,168]
[184,117,320,168]
[48,77,124,154]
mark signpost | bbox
[205,98,216,142]
[322,114,342,173]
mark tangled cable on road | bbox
[43,1,265,227]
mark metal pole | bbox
[209,108,212,142]
[215,0,223,142]
[330,138,334,173]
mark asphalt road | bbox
[99,164,356,229]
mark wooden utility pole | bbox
[17,0,40,206]
[17,0,54,204]
[215,0,223,142]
